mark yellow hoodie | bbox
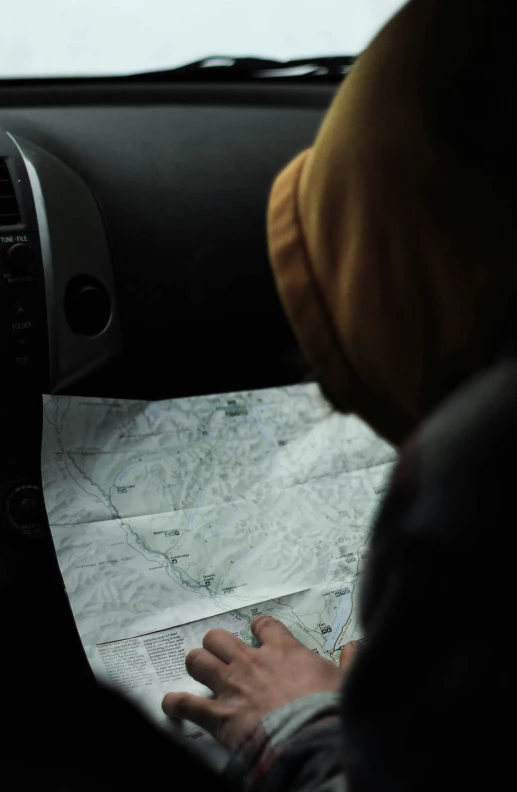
[267,0,517,446]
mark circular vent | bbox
[65,275,112,337]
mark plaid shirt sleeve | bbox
[223,692,346,792]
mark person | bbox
[161,0,516,789]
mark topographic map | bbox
[42,384,395,748]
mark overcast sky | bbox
[1,0,406,77]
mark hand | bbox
[162,615,360,751]
[339,638,361,672]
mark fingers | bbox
[202,629,248,663]
[339,640,361,671]
[251,615,298,646]
[162,692,218,734]
[185,647,227,692]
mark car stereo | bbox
[0,127,121,545]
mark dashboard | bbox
[0,80,336,712]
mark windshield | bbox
[2,0,405,79]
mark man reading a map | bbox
[162,1,514,790]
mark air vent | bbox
[0,158,21,226]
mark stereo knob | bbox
[3,482,48,538]
[6,243,34,276]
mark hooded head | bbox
[267,0,517,447]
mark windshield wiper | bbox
[125,56,356,83]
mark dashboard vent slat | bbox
[0,158,21,226]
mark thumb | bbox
[339,640,361,672]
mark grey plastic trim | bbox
[7,131,122,393]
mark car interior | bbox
[0,68,345,724]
